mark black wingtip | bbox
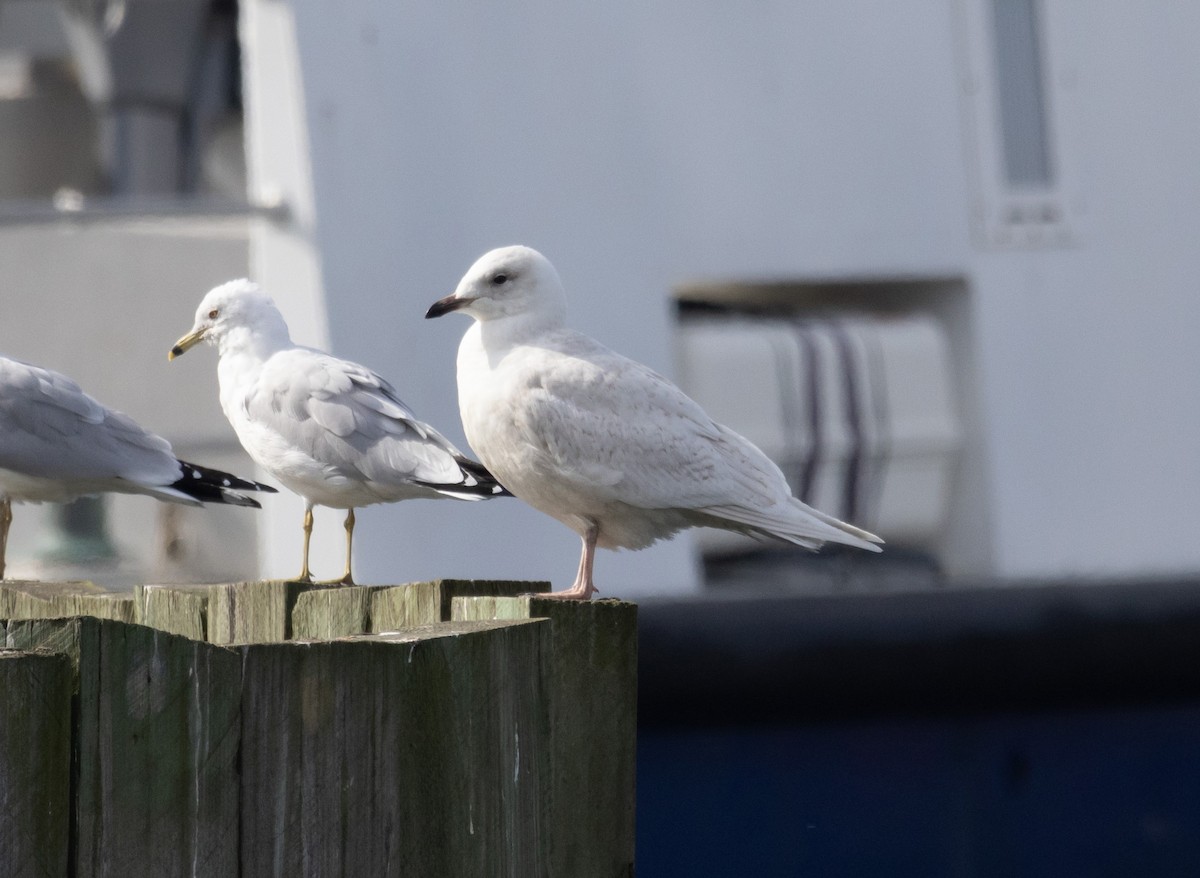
[455,455,513,497]
[412,455,512,499]
[222,493,263,509]
[172,460,277,507]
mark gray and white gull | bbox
[426,245,883,600]
[0,353,275,579]
[171,280,507,584]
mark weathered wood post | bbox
[0,579,637,878]
[0,644,73,878]
[456,596,639,877]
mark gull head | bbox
[426,245,567,325]
[170,279,290,360]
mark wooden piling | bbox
[455,596,639,878]
[237,620,550,876]
[0,579,134,623]
[137,583,209,640]
[370,578,552,630]
[0,579,637,878]
[0,645,73,878]
[291,584,378,639]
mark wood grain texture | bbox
[72,620,242,878]
[0,583,637,877]
[454,596,639,878]
[370,579,551,631]
[206,579,314,644]
[0,649,73,878]
[3,617,85,670]
[0,581,134,624]
[238,620,550,877]
[137,584,209,640]
[291,584,383,639]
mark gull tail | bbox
[414,455,512,500]
[699,499,884,553]
[169,460,279,509]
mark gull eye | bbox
[208,309,219,319]
[492,273,508,286]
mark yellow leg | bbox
[0,498,11,581]
[297,504,314,582]
[340,508,356,585]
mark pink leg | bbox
[545,523,599,600]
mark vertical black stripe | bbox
[862,317,892,530]
[831,321,864,523]
[791,322,822,504]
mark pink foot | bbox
[540,582,597,601]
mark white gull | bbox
[426,245,882,600]
[171,280,506,584]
